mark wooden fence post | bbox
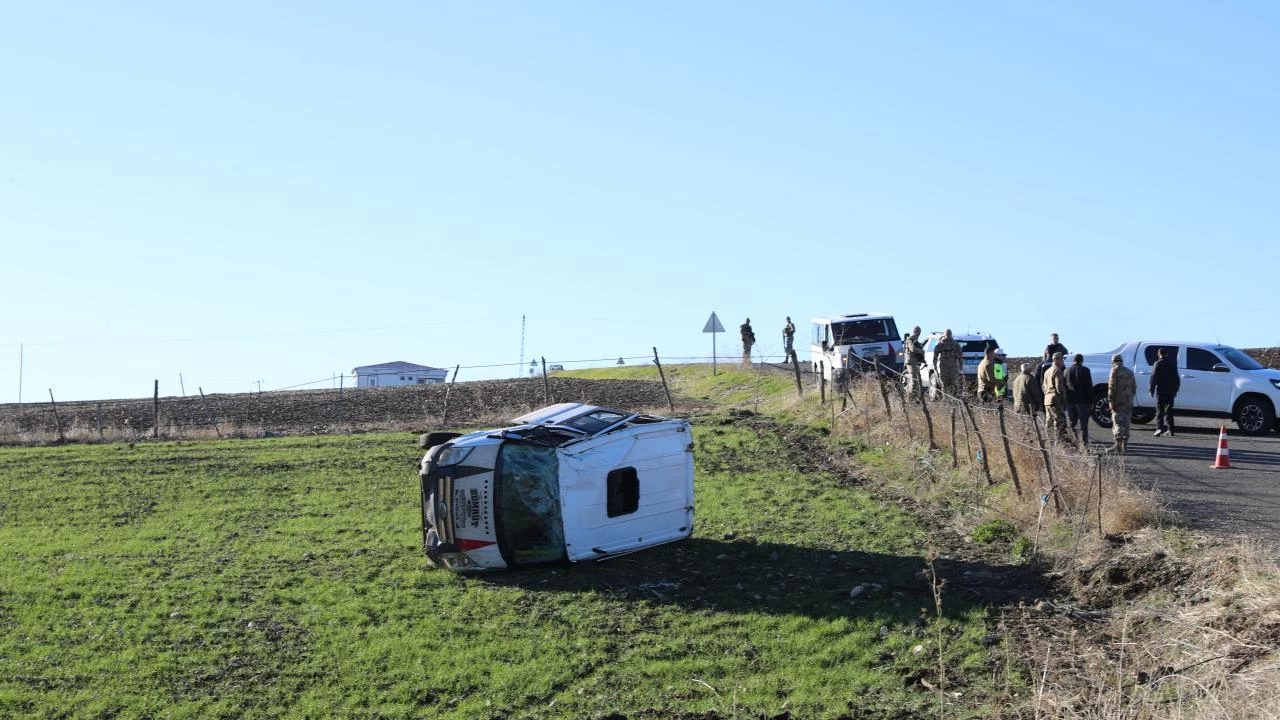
[820,374,826,405]
[962,400,991,484]
[541,357,550,405]
[652,348,676,414]
[48,389,65,443]
[791,353,803,397]
[1031,414,1064,515]
[754,358,763,415]
[153,380,159,439]
[949,405,958,468]
[875,363,892,419]
[441,365,460,427]
[1096,456,1104,539]
[919,392,937,450]
[996,403,1022,497]
[892,378,914,440]
[198,387,222,439]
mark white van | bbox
[810,313,903,381]
[418,403,695,571]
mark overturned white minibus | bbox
[418,403,695,571]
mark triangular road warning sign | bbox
[702,312,725,333]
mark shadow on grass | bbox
[479,537,1048,621]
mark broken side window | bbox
[606,467,639,518]
[496,443,567,565]
[564,410,628,435]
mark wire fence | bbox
[818,350,1159,555]
[0,341,1166,553]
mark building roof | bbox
[352,361,445,373]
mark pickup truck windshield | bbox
[1221,347,1264,371]
[496,443,567,566]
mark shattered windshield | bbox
[496,443,566,565]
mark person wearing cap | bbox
[1107,354,1137,454]
[1011,362,1042,417]
[1065,353,1095,448]
[1044,333,1068,361]
[993,348,1008,400]
[782,316,796,362]
[976,347,999,403]
[1042,351,1071,443]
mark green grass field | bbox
[1,407,1030,718]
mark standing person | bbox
[1044,333,1068,361]
[1042,352,1070,442]
[1149,347,1180,436]
[782,317,797,363]
[903,326,924,400]
[1065,353,1094,447]
[740,319,756,365]
[993,348,1008,400]
[933,329,964,399]
[976,347,998,403]
[1107,354,1137,454]
[1011,363,1043,416]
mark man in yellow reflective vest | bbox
[993,348,1008,400]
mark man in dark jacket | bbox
[1149,347,1180,436]
[1043,333,1068,361]
[1065,353,1094,447]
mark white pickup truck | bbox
[1082,341,1280,436]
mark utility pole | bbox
[179,373,186,397]
[17,343,22,404]
[518,314,526,379]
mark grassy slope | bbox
[0,367,1023,719]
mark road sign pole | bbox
[702,311,725,377]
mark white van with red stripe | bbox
[418,403,695,571]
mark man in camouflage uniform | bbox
[1011,363,1043,417]
[1107,354,1137,454]
[903,326,924,400]
[976,347,998,403]
[1042,351,1071,443]
[932,328,965,400]
[782,316,797,363]
[740,319,756,365]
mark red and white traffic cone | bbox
[1210,426,1232,469]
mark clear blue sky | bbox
[3,1,1278,402]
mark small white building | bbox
[352,361,449,388]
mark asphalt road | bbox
[1107,415,1280,550]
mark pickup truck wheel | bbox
[1235,396,1276,436]
[1132,411,1154,425]
[1092,395,1113,428]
